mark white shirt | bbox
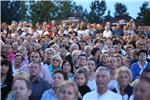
[83,90,122,100]
[103,30,112,38]
[88,79,97,91]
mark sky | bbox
[73,0,150,18]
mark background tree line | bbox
[1,0,150,25]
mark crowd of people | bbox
[1,19,150,100]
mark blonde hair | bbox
[115,66,133,82]
[57,81,79,100]
[51,54,62,66]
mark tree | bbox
[104,10,113,22]
[29,1,56,24]
[1,1,28,24]
[137,2,150,25]
[114,2,128,17]
[87,0,107,23]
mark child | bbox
[75,68,91,99]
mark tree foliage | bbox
[114,2,128,17]
[137,2,150,25]
[88,0,107,23]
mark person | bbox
[112,67,133,100]
[87,58,97,91]
[29,61,50,100]
[75,68,91,99]
[57,81,79,100]
[48,54,62,77]
[10,77,32,100]
[62,60,74,80]
[130,49,150,81]
[41,70,68,100]
[129,78,150,100]
[83,67,122,100]
[1,59,13,100]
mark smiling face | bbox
[62,61,72,73]
[117,72,130,87]
[87,60,96,73]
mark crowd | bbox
[1,19,150,100]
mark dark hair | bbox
[137,49,148,56]
[140,69,150,81]
[62,60,74,74]
[91,47,100,56]
[53,70,68,80]
[1,59,13,84]
[78,54,87,60]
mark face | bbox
[45,50,53,60]
[77,56,87,66]
[75,74,86,86]
[52,73,64,88]
[52,58,61,67]
[63,62,71,73]
[58,85,76,100]
[101,53,109,63]
[116,56,123,66]
[12,80,31,100]
[117,72,130,87]
[1,64,9,75]
[15,55,23,65]
[133,80,150,100]
[29,63,41,77]
[30,52,41,62]
[87,60,96,73]
[19,46,28,56]
[96,71,110,89]
[139,52,147,61]
[108,57,118,70]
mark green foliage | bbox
[1,1,28,24]
[137,2,150,25]
[114,2,128,17]
[88,1,107,23]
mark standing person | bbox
[29,61,50,100]
[130,50,150,81]
[1,59,13,100]
[10,77,32,100]
[57,81,79,100]
[83,67,122,100]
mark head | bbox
[51,54,62,67]
[15,53,24,65]
[95,67,111,90]
[29,61,41,77]
[12,78,32,100]
[77,54,87,67]
[75,68,88,86]
[133,79,150,100]
[52,70,68,88]
[30,51,42,62]
[18,45,28,56]
[140,69,150,82]
[115,67,132,87]
[62,60,74,74]
[114,54,125,67]
[100,52,110,64]
[44,48,56,60]
[87,58,96,73]
[137,50,148,61]
[57,81,79,100]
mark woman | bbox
[41,70,68,100]
[57,81,79,100]
[112,67,133,100]
[48,54,62,77]
[62,60,74,80]
[1,59,13,100]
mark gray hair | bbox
[96,66,111,79]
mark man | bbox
[83,67,122,100]
[29,61,50,100]
[130,50,150,81]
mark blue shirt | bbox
[48,65,61,77]
[41,89,57,100]
[130,61,150,80]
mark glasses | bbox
[53,59,60,62]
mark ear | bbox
[27,90,32,96]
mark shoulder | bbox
[107,90,122,99]
[83,91,97,100]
